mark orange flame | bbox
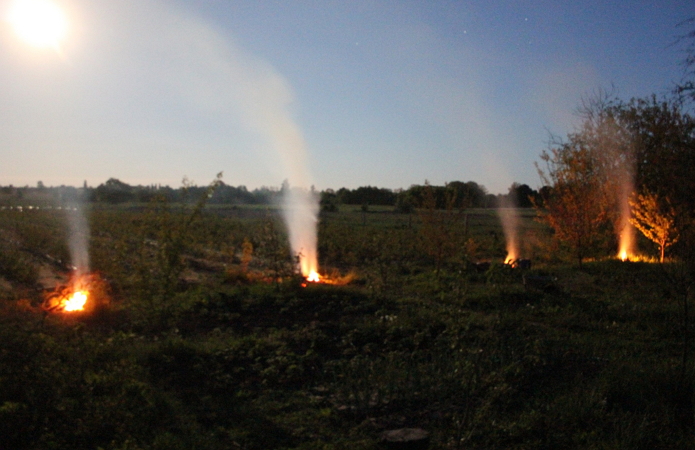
[43,273,94,313]
[299,253,319,280]
[62,290,88,311]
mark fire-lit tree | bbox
[536,138,612,267]
[617,97,695,268]
[573,92,638,259]
[629,192,679,262]
[538,89,695,266]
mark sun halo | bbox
[7,0,68,50]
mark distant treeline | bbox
[0,179,282,206]
[0,178,543,210]
[323,181,542,211]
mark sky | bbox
[0,0,692,194]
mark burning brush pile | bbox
[300,269,355,287]
[42,272,107,314]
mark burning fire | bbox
[498,202,520,267]
[306,270,320,283]
[43,273,95,313]
[62,290,88,311]
[301,269,354,287]
[301,270,320,287]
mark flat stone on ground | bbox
[379,428,430,450]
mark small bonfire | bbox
[301,269,354,287]
[43,272,98,313]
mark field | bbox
[0,201,694,449]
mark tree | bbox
[319,190,339,212]
[574,92,638,252]
[615,96,695,268]
[394,190,415,214]
[537,90,695,265]
[336,186,396,205]
[536,137,612,267]
[506,183,539,208]
[535,92,631,265]
[447,181,489,208]
[617,97,695,216]
[629,191,679,262]
[94,178,135,204]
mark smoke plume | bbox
[113,0,321,276]
[615,162,636,260]
[282,186,319,277]
[64,191,90,276]
[498,192,520,263]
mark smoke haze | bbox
[64,200,89,276]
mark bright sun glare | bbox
[7,0,67,50]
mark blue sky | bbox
[0,0,692,194]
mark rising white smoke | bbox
[616,177,636,260]
[282,186,319,277]
[64,190,89,276]
[498,194,520,264]
[114,0,320,276]
[15,0,322,276]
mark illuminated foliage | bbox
[537,140,612,267]
[629,192,679,262]
[538,92,695,266]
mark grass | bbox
[0,204,693,449]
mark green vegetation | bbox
[1,201,694,449]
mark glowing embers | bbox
[43,273,96,313]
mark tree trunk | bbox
[660,242,665,263]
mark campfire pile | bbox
[42,272,103,313]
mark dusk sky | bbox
[1,0,692,194]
